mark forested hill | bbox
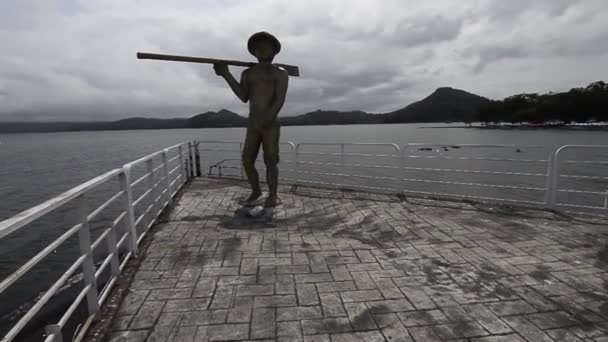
[1,82,605,133]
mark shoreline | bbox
[420,124,608,130]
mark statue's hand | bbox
[213,63,228,76]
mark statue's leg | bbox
[262,124,280,207]
[242,126,262,201]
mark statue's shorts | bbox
[242,123,280,166]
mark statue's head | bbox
[248,31,281,62]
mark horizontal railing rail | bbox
[0,142,192,342]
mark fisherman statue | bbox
[137,31,296,213]
[213,32,288,208]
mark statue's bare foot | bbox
[244,192,262,205]
[264,195,278,208]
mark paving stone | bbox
[129,300,165,329]
[180,310,228,326]
[227,296,253,323]
[192,277,218,298]
[297,283,319,305]
[295,273,333,283]
[526,311,580,329]
[350,271,376,290]
[236,284,274,296]
[254,294,298,308]
[251,308,276,339]
[373,313,413,342]
[397,309,449,326]
[207,323,249,341]
[163,298,210,312]
[344,302,377,331]
[277,274,296,294]
[330,331,386,342]
[545,328,584,341]
[209,285,234,309]
[485,300,538,316]
[503,316,555,342]
[319,293,347,317]
[278,321,302,338]
[315,281,357,293]
[470,335,526,342]
[463,304,512,334]
[340,289,383,302]
[277,306,323,321]
[118,290,149,315]
[301,318,352,335]
[400,286,436,309]
[147,288,193,300]
[407,326,442,341]
[329,265,353,281]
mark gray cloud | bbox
[1,0,607,121]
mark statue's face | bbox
[253,39,275,61]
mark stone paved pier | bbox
[107,178,608,341]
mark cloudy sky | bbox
[1,0,607,121]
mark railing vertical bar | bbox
[146,159,155,230]
[294,144,299,188]
[544,151,554,206]
[195,142,202,177]
[106,220,120,278]
[240,142,244,180]
[119,168,138,255]
[162,150,172,205]
[550,147,563,207]
[77,194,100,319]
[178,145,185,185]
[187,142,193,177]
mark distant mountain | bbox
[381,87,491,123]
[6,84,592,133]
[187,109,246,128]
[281,110,380,126]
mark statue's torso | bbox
[246,64,282,126]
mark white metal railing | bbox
[194,140,607,217]
[0,142,193,342]
[549,145,608,213]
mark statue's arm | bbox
[217,66,249,103]
[267,68,289,121]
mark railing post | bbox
[604,189,608,209]
[340,143,345,165]
[240,142,244,180]
[162,149,172,204]
[548,147,563,208]
[45,324,63,342]
[194,142,202,177]
[187,142,194,177]
[544,152,554,206]
[401,145,407,197]
[294,144,299,187]
[77,194,100,320]
[106,219,120,278]
[146,158,155,228]
[178,144,186,183]
[119,167,138,255]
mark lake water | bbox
[0,123,607,340]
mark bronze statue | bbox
[213,32,289,208]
